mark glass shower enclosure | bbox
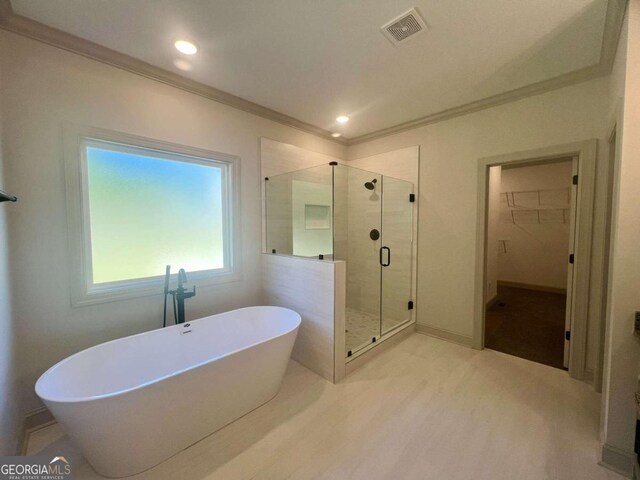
[265,163,414,356]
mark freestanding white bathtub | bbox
[35,306,301,478]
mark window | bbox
[64,125,240,305]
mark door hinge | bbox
[408,301,414,310]
[572,174,578,185]
[409,193,415,203]
[565,331,571,341]
[347,350,352,357]
[569,253,575,264]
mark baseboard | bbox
[497,280,567,295]
[415,324,474,347]
[19,406,55,455]
[600,443,636,478]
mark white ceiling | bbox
[11,0,609,139]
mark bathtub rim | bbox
[35,306,301,404]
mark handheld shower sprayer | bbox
[163,265,171,328]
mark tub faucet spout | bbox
[163,267,196,326]
[174,269,196,324]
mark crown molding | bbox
[347,64,606,145]
[0,0,627,147]
[347,0,628,145]
[0,0,348,146]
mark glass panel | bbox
[381,176,414,334]
[334,164,383,354]
[265,164,333,258]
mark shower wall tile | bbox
[260,138,340,178]
[262,253,344,382]
[260,138,342,254]
[380,178,414,327]
[346,170,382,317]
[333,167,349,261]
[265,177,293,254]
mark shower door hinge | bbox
[565,331,571,341]
[572,174,578,185]
[569,253,575,264]
[347,350,353,357]
[409,193,415,202]
[408,301,414,310]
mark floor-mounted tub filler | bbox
[35,306,301,478]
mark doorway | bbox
[474,140,597,380]
[484,159,575,369]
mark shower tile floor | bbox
[345,307,406,353]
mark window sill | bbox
[70,269,242,307]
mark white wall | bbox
[348,77,611,369]
[0,59,19,455]
[0,30,346,412]
[600,1,640,470]
[497,161,573,290]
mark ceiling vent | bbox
[381,7,428,46]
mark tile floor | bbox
[27,334,623,480]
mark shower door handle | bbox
[380,246,391,267]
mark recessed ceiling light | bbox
[174,40,198,55]
[336,115,350,124]
[331,133,342,138]
[173,59,193,71]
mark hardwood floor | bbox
[28,334,622,480]
[485,286,567,369]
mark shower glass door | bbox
[335,165,383,355]
[380,176,414,334]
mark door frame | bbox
[473,140,597,380]
[563,157,579,369]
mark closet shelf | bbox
[506,208,569,225]
[501,187,570,209]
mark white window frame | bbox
[64,124,242,307]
